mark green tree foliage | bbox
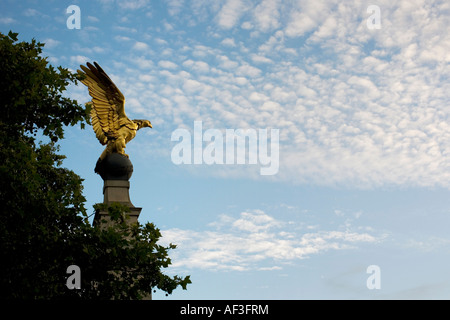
[0,31,190,299]
[0,31,88,142]
[76,203,190,299]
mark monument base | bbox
[93,154,142,227]
[92,154,150,299]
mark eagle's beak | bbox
[149,122,153,128]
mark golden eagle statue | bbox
[78,62,152,166]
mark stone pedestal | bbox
[92,153,150,299]
[93,153,142,227]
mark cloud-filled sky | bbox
[1,0,450,299]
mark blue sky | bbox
[1,0,450,299]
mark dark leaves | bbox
[0,31,89,142]
[0,31,190,299]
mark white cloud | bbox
[216,0,249,29]
[236,64,261,77]
[253,0,281,32]
[158,60,178,69]
[70,55,90,65]
[118,0,150,10]
[251,53,272,64]
[0,17,16,24]
[114,25,138,33]
[160,210,382,271]
[85,0,450,188]
[166,0,185,16]
[232,210,280,232]
[138,74,155,82]
[182,59,210,73]
[43,38,60,49]
[285,1,331,38]
[155,38,168,45]
[217,55,239,70]
[87,15,100,23]
[47,56,59,65]
[403,236,450,253]
[130,56,154,69]
[115,35,132,42]
[23,8,40,17]
[221,37,236,47]
[126,97,145,114]
[133,41,149,51]
[241,21,253,30]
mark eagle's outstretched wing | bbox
[77,62,132,145]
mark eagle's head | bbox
[134,119,153,129]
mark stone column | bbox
[92,153,151,299]
[93,153,142,227]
